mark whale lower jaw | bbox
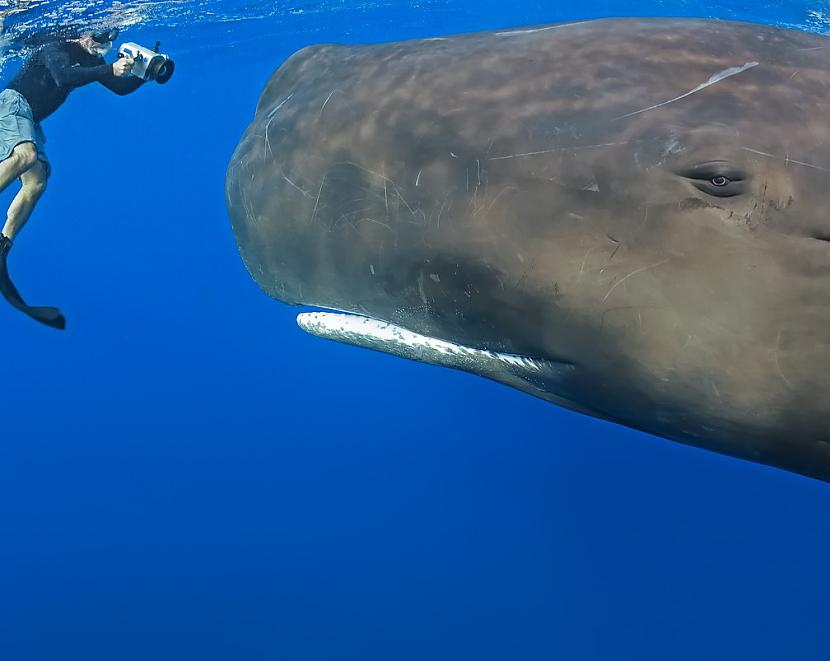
[296,311,576,399]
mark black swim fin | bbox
[0,235,66,330]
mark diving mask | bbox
[90,28,119,56]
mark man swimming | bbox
[0,28,144,329]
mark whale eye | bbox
[676,162,747,198]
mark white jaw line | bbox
[296,310,574,386]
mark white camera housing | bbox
[117,42,175,84]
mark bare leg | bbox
[0,142,38,202]
[2,156,48,240]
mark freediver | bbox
[0,27,145,330]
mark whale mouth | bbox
[296,310,575,394]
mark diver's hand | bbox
[112,57,133,77]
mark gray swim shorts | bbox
[0,88,48,165]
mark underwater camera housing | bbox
[117,41,175,84]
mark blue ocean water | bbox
[0,1,828,659]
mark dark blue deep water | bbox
[1,2,828,659]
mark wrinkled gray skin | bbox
[226,18,830,482]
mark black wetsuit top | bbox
[6,41,144,122]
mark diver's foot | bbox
[0,233,11,257]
